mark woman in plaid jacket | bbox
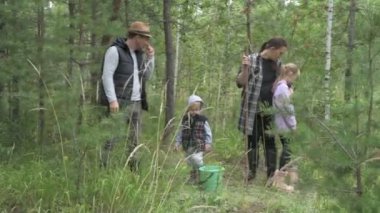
[236,37,288,181]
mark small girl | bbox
[272,63,300,191]
[175,95,212,184]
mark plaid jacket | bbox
[181,114,208,152]
[237,53,281,134]
[237,53,263,135]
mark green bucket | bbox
[199,165,225,192]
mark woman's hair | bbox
[259,37,288,53]
[273,63,300,91]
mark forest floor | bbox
[165,151,318,213]
[0,139,321,212]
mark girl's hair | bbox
[259,37,288,53]
[273,63,300,91]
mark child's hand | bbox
[205,144,212,153]
[289,87,294,95]
[174,144,181,152]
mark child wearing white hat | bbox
[175,95,213,184]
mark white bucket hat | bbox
[187,95,203,106]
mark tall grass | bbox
[0,100,327,213]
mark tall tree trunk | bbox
[37,0,45,144]
[8,77,20,122]
[324,0,333,121]
[0,2,6,116]
[0,81,4,116]
[124,0,129,25]
[362,31,376,197]
[7,1,20,128]
[101,0,122,45]
[0,82,3,99]
[77,0,85,127]
[90,0,99,104]
[355,164,362,196]
[366,40,374,136]
[163,0,175,141]
[68,0,75,84]
[344,0,356,102]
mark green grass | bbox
[0,129,326,213]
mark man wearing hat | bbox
[101,21,155,170]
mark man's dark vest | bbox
[99,43,148,110]
[181,114,207,152]
[113,46,143,101]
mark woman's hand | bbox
[242,54,251,66]
[236,54,251,87]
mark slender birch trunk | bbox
[324,0,333,120]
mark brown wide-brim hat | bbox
[127,21,151,38]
